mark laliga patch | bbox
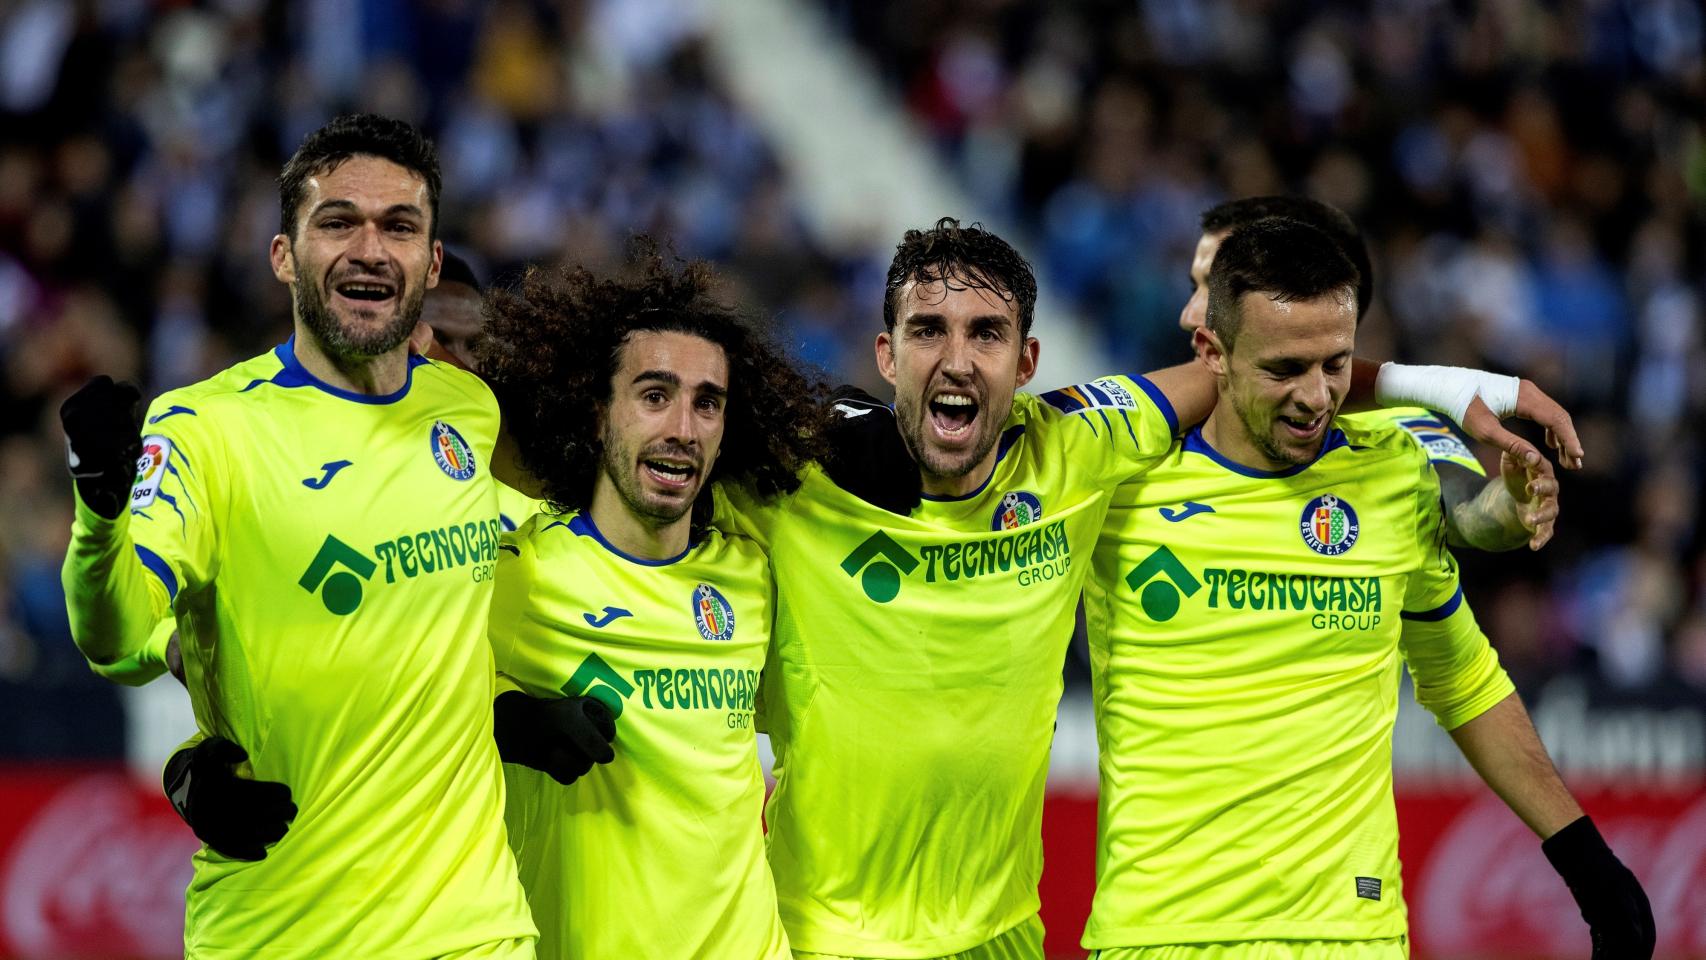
[1042,378,1139,415]
[992,490,1043,530]
[1300,493,1359,556]
[692,582,736,642]
[1421,433,1474,462]
[430,420,477,481]
[129,435,172,510]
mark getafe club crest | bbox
[1300,493,1359,556]
[692,583,736,642]
[430,420,477,481]
[993,490,1043,531]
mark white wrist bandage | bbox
[1374,362,1521,424]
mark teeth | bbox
[934,395,974,407]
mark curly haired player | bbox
[475,245,826,960]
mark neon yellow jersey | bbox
[1340,407,1484,475]
[490,512,788,960]
[125,338,533,958]
[497,482,547,533]
[1082,417,1514,949]
[721,377,1178,958]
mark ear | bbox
[1014,336,1040,389]
[1194,326,1229,378]
[875,330,897,386]
[270,234,295,283]
[425,239,443,290]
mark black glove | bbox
[59,375,144,519]
[819,385,920,515]
[1542,815,1656,960]
[493,691,616,785]
[163,737,297,861]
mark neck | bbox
[920,446,999,499]
[1201,401,1292,471]
[587,482,692,561]
[293,322,411,396]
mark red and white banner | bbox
[0,767,195,960]
[1039,782,1706,959]
[0,768,1701,958]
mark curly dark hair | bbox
[477,244,828,524]
[278,114,442,240]
[883,217,1039,337]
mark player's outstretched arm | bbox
[1448,694,1655,959]
[164,735,298,861]
[59,376,172,666]
[1442,452,1560,552]
[1367,362,1585,470]
[492,690,617,785]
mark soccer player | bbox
[473,250,823,959]
[734,217,1578,960]
[1080,217,1652,960]
[57,114,537,958]
[1180,196,1560,552]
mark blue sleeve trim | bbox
[1402,585,1463,622]
[134,545,179,602]
[1130,375,1179,436]
[147,405,197,424]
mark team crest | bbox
[1300,494,1359,556]
[129,435,172,510]
[692,583,736,642]
[993,491,1043,531]
[430,420,477,481]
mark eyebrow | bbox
[308,200,426,220]
[632,370,728,396]
[904,313,1015,327]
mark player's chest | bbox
[523,559,769,734]
[217,408,502,614]
[1105,481,1417,648]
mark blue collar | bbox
[1182,424,1350,478]
[259,334,426,404]
[556,513,694,566]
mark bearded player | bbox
[739,217,1582,960]
[58,114,536,958]
[474,248,825,959]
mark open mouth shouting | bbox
[927,390,980,446]
[332,276,400,312]
[640,455,700,494]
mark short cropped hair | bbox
[1200,196,1372,318]
[883,217,1038,337]
[278,114,443,240]
[1205,217,1361,351]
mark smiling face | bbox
[1179,230,1226,334]
[1197,288,1356,469]
[876,275,1039,496]
[596,330,729,527]
[270,154,441,361]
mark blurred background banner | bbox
[0,0,1702,957]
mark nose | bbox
[941,332,974,379]
[1295,368,1330,416]
[1179,290,1205,333]
[347,222,390,272]
[665,398,699,446]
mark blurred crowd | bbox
[824,0,1706,703]
[1,0,1701,758]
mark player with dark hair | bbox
[1081,216,1652,960]
[798,216,1583,960]
[1184,196,1557,552]
[473,247,824,959]
[421,249,486,371]
[58,113,536,958]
